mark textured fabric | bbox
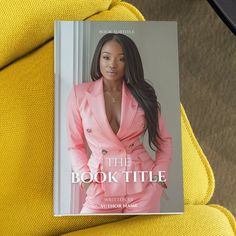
[63,205,236,236]
[180,103,215,204]
[0,0,235,235]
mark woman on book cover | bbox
[67,33,172,214]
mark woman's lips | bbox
[107,71,117,75]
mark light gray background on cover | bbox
[54,21,184,215]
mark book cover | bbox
[54,21,184,215]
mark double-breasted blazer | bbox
[67,76,172,197]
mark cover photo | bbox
[54,21,184,215]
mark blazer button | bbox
[86,128,92,133]
[129,143,134,148]
[101,149,108,155]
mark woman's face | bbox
[99,39,125,82]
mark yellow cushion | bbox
[180,103,215,204]
[0,0,235,235]
[62,205,236,236]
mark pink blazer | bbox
[67,77,172,197]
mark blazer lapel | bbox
[85,77,138,146]
[85,78,123,148]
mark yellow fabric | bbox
[0,0,235,235]
[62,205,236,236]
[180,103,215,204]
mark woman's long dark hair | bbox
[90,33,162,152]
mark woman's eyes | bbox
[103,56,109,60]
[102,56,125,62]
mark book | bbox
[54,21,184,215]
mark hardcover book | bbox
[54,21,184,215]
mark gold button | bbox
[101,149,107,155]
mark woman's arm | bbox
[66,87,91,180]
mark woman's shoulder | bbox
[70,81,97,96]
[68,81,96,104]
[73,81,95,92]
